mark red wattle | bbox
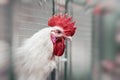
[51,34,65,56]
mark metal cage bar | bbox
[5,0,16,80]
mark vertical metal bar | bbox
[65,0,69,14]
[94,9,105,80]
[69,1,73,80]
[52,0,55,15]
[90,12,96,80]
[91,8,105,80]
[5,0,15,80]
[91,11,102,80]
[97,14,102,80]
[64,0,69,80]
[64,40,67,80]
[69,41,72,80]
[51,69,56,80]
[51,0,56,80]
[98,9,105,80]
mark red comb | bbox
[48,14,76,36]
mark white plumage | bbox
[13,27,58,80]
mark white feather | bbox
[13,27,58,80]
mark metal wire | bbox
[5,0,16,80]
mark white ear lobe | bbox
[51,31,55,35]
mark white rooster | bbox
[13,14,76,80]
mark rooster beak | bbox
[63,35,72,41]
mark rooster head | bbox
[48,14,76,56]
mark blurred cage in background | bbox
[92,1,120,80]
[0,0,120,80]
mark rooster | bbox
[13,14,76,80]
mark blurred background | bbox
[0,0,120,80]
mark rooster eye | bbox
[56,30,62,34]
